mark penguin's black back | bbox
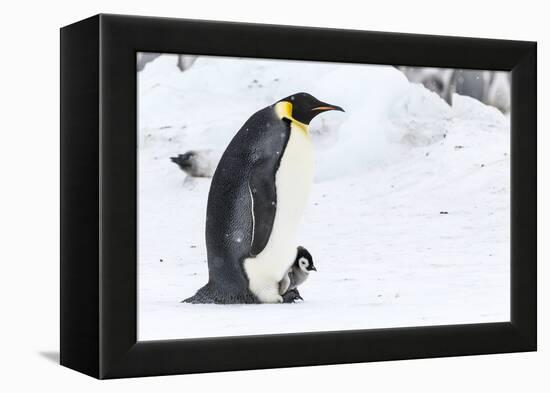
[185,105,291,304]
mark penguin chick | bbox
[170,149,220,178]
[279,246,317,300]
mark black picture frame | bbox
[60,14,537,379]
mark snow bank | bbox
[139,55,459,181]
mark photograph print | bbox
[137,53,511,341]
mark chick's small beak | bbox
[312,105,345,113]
[311,266,317,272]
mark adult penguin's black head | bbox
[276,92,344,125]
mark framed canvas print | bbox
[60,14,537,379]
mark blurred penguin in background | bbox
[398,66,510,113]
[398,66,455,104]
[170,149,221,178]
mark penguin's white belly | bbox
[244,124,314,303]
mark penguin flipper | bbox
[279,273,291,295]
[248,162,278,256]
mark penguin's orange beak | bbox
[311,105,345,112]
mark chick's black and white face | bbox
[297,256,316,273]
[278,92,344,125]
[295,246,316,273]
[298,257,310,272]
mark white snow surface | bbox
[138,54,510,341]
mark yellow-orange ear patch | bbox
[274,101,308,133]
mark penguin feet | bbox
[282,288,303,303]
[183,282,259,304]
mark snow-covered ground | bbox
[137,54,510,341]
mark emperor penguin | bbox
[184,92,343,304]
[279,246,317,302]
[170,149,220,178]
